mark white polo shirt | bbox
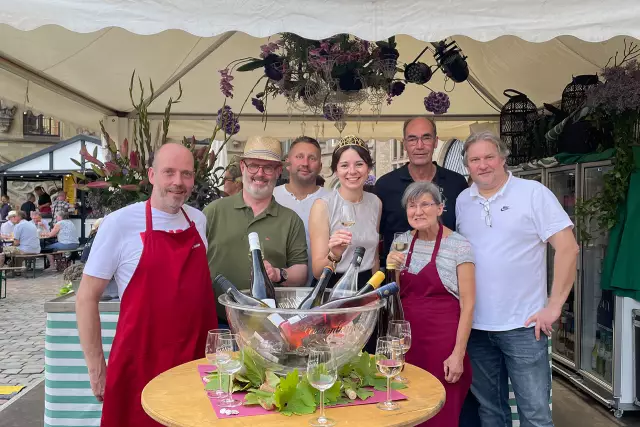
[456,172,573,331]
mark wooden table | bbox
[142,358,445,427]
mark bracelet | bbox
[327,251,342,264]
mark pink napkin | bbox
[197,365,407,419]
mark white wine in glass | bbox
[307,346,337,427]
[388,320,412,383]
[375,336,404,411]
[205,329,230,399]
[217,334,244,408]
[340,204,356,229]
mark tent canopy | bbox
[0,1,638,140]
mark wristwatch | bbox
[275,268,288,284]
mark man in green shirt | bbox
[204,136,308,324]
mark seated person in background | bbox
[1,210,17,238]
[30,211,50,235]
[80,218,103,264]
[222,160,243,197]
[21,193,37,221]
[1,211,40,267]
[43,211,79,270]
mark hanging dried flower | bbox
[424,92,450,115]
[216,106,240,135]
[219,68,234,98]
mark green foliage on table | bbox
[58,282,73,296]
[205,348,407,416]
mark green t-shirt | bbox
[203,191,308,321]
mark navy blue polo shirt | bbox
[374,162,468,261]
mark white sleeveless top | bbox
[320,190,381,273]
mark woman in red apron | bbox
[101,201,218,427]
[388,182,475,427]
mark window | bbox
[23,111,60,137]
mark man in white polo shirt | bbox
[456,131,578,427]
[274,136,329,285]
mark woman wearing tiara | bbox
[309,135,381,288]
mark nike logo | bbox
[501,206,510,211]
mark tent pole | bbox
[130,31,237,115]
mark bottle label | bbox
[248,232,261,251]
[287,314,305,325]
[267,313,286,328]
[262,298,277,309]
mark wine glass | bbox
[205,329,231,399]
[307,346,337,427]
[375,336,404,411]
[388,320,412,383]
[340,204,356,230]
[217,334,244,407]
[392,232,410,271]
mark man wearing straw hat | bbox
[204,136,308,326]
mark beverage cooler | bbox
[520,161,639,418]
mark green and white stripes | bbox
[44,312,118,427]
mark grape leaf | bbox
[265,371,280,389]
[323,381,342,403]
[356,387,374,401]
[242,348,265,387]
[274,369,299,411]
[244,393,260,405]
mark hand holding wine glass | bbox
[328,230,352,258]
[392,232,410,271]
[375,336,404,411]
[205,329,231,399]
[388,320,412,383]
[307,346,337,427]
[216,334,244,408]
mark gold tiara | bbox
[335,135,368,150]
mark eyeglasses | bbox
[405,135,435,145]
[242,162,277,176]
[480,200,492,227]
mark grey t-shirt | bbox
[393,230,474,299]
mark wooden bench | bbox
[12,254,47,278]
[50,248,84,272]
[0,267,27,298]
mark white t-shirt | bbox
[83,202,207,299]
[273,185,329,284]
[1,221,14,236]
[455,173,573,331]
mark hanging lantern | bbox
[0,102,16,133]
[499,89,539,166]
[560,74,599,114]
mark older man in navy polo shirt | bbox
[375,117,468,262]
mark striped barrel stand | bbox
[44,312,117,427]
[508,339,553,426]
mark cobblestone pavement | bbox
[0,268,63,407]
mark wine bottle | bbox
[248,232,277,308]
[297,265,335,310]
[214,274,269,308]
[325,246,365,302]
[278,282,400,348]
[355,271,386,295]
[377,266,404,337]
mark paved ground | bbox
[0,267,62,408]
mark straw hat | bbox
[6,210,17,219]
[240,136,283,163]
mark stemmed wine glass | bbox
[340,204,356,231]
[205,329,230,399]
[392,232,410,271]
[388,320,412,383]
[307,346,337,427]
[217,334,244,408]
[375,336,404,411]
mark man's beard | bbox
[290,168,317,185]
[160,185,189,209]
[243,174,276,200]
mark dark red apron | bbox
[400,225,472,427]
[101,201,218,427]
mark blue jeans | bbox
[467,327,552,427]
[45,242,79,251]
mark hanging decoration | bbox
[499,89,539,166]
[220,35,469,134]
[0,101,16,133]
[561,75,599,114]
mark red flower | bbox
[86,180,112,189]
[79,145,104,168]
[129,151,139,169]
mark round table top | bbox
[142,358,445,427]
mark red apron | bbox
[101,201,218,427]
[400,225,472,427]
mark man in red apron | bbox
[77,142,218,427]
